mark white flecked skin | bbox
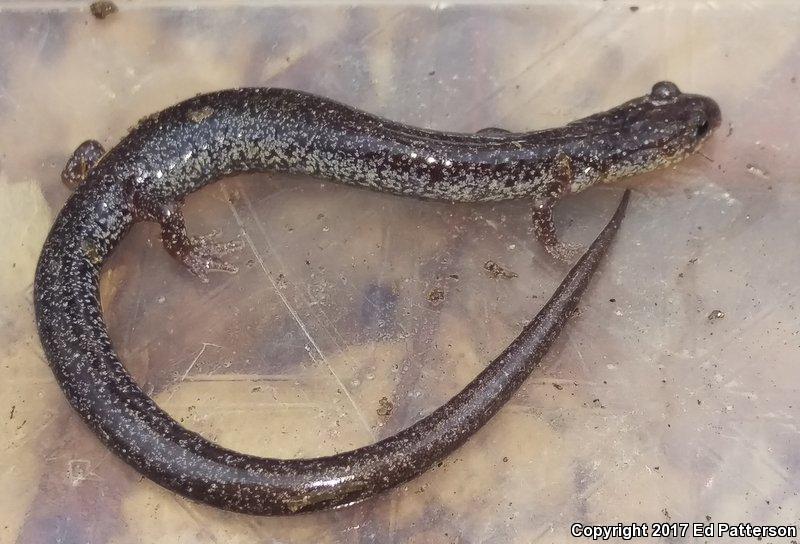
[34,83,719,514]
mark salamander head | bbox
[569,81,721,189]
[642,81,721,153]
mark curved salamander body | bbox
[34,82,719,514]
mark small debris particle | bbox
[629,5,639,12]
[227,189,241,204]
[67,460,90,484]
[188,106,215,123]
[662,507,671,520]
[427,286,445,304]
[428,70,436,76]
[553,383,563,390]
[9,405,15,419]
[707,309,725,321]
[609,298,616,303]
[746,163,769,179]
[251,386,262,393]
[483,260,518,279]
[502,456,509,463]
[84,244,102,265]
[377,396,393,417]
[90,0,117,19]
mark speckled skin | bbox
[34,83,719,515]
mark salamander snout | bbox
[694,97,721,140]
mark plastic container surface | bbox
[1,1,798,542]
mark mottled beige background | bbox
[1,1,798,543]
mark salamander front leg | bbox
[531,152,585,262]
[156,201,244,282]
[62,140,106,189]
[532,199,584,263]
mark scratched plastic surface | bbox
[1,1,799,542]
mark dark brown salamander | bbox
[34,82,719,514]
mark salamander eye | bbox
[695,118,710,138]
[651,81,681,101]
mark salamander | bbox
[34,82,719,514]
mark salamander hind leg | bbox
[156,201,244,282]
[62,140,106,190]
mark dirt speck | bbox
[377,396,393,417]
[84,244,102,265]
[746,163,769,179]
[707,309,725,321]
[483,260,518,279]
[188,106,215,123]
[90,1,118,19]
[427,286,445,304]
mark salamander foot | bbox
[544,242,584,262]
[156,202,244,282]
[62,140,106,189]
[532,199,585,263]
